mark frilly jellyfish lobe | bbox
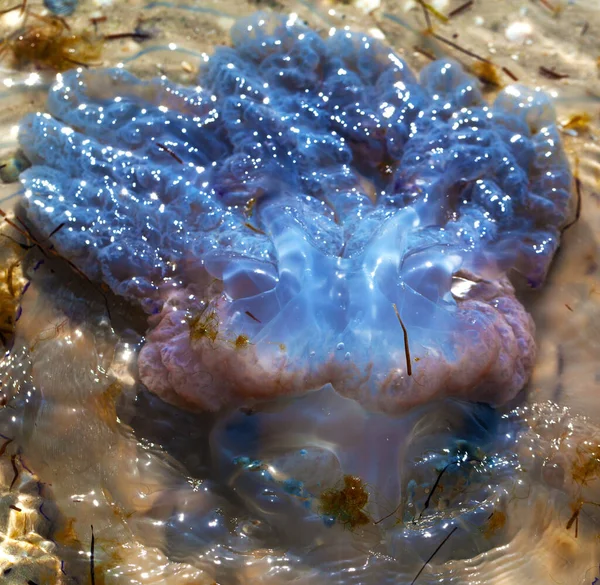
[17,13,571,413]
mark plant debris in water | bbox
[0,9,101,71]
[319,475,370,529]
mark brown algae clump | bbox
[188,307,219,344]
[483,510,507,538]
[0,12,101,72]
[0,257,23,348]
[571,442,600,486]
[320,475,370,529]
[233,334,250,350]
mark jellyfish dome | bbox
[17,12,571,414]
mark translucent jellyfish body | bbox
[18,13,571,413]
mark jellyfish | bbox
[12,12,581,580]
[17,13,570,414]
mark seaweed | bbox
[562,113,591,132]
[571,443,600,487]
[0,11,102,72]
[472,62,502,87]
[232,334,250,350]
[483,509,506,538]
[319,475,370,529]
[188,307,219,343]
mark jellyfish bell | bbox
[11,10,583,583]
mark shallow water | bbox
[0,1,599,584]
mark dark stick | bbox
[244,221,266,235]
[566,502,581,530]
[9,453,19,490]
[156,142,183,164]
[416,0,432,31]
[245,311,261,323]
[0,4,22,15]
[410,526,458,585]
[431,32,491,63]
[373,501,402,525]
[502,66,518,81]
[539,0,557,11]
[104,32,152,41]
[46,222,65,239]
[90,525,96,585]
[539,66,569,80]
[392,303,412,376]
[413,45,436,61]
[418,462,451,519]
[0,437,13,456]
[562,175,582,231]
[448,0,473,18]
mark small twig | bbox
[104,31,153,41]
[416,0,448,24]
[539,0,557,12]
[0,4,22,15]
[413,45,436,61]
[562,172,582,232]
[9,453,19,490]
[90,525,96,585]
[431,32,491,63]
[39,501,51,522]
[539,66,569,80]
[392,303,412,376]
[418,462,451,519]
[448,0,473,18]
[374,501,402,525]
[414,455,482,522]
[566,501,582,530]
[502,66,519,81]
[0,437,13,456]
[565,303,573,312]
[245,311,261,323]
[156,142,183,164]
[46,222,65,239]
[244,221,266,235]
[64,56,91,68]
[417,0,432,31]
[410,527,458,585]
